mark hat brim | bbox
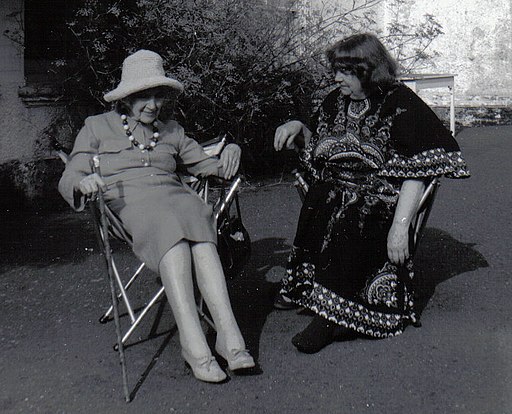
[103,76,184,102]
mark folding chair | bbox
[93,172,245,343]
[93,138,240,333]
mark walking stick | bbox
[92,155,131,402]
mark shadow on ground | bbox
[413,227,489,315]
[224,237,291,359]
[228,228,490,355]
[1,211,95,270]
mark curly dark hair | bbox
[326,33,398,94]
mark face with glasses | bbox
[333,64,366,100]
[123,86,175,124]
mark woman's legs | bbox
[190,241,246,352]
[160,239,253,374]
[159,240,211,359]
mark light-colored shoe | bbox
[215,343,255,371]
[181,349,227,383]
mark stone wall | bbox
[0,0,67,209]
[309,0,512,125]
[0,0,62,165]
[378,0,512,124]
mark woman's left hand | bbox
[219,143,241,179]
[387,223,410,265]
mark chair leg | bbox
[117,286,166,348]
[94,174,131,402]
[197,296,216,331]
[106,258,131,402]
[100,262,145,323]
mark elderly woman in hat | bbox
[59,50,254,383]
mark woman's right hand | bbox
[387,222,410,265]
[274,120,306,151]
[77,173,106,197]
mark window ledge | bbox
[18,84,66,107]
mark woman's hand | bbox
[387,222,409,265]
[77,173,107,198]
[274,120,307,151]
[218,143,241,179]
[387,179,425,265]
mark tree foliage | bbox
[51,0,443,177]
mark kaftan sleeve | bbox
[309,88,340,144]
[378,84,470,179]
[175,125,221,177]
[298,89,343,183]
[58,118,99,211]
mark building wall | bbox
[0,0,62,165]
[379,0,512,109]
[304,0,512,125]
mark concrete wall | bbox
[379,0,512,108]
[0,0,60,165]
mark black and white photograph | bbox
[1,0,510,412]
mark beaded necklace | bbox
[121,114,160,151]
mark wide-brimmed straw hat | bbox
[103,50,184,102]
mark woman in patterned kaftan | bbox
[273,33,470,354]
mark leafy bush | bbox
[382,0,444,71]
[0,158,67,211]
[50,0,443,178]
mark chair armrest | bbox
[202,134,227,156]
[416,178,440,213]
[214,176,242,220]
[56,149,70,164]
[293,171,309,202]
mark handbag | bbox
[216,196,251,279]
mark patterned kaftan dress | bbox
[280,83,470,338]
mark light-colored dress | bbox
[59,111,221,272]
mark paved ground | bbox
[1,126,511,414]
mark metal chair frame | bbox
[91,155,243,402]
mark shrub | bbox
[50,0,442,178]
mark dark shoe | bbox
[333,325,359,342]
[273,293,299,310]
[291,315,335,354]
